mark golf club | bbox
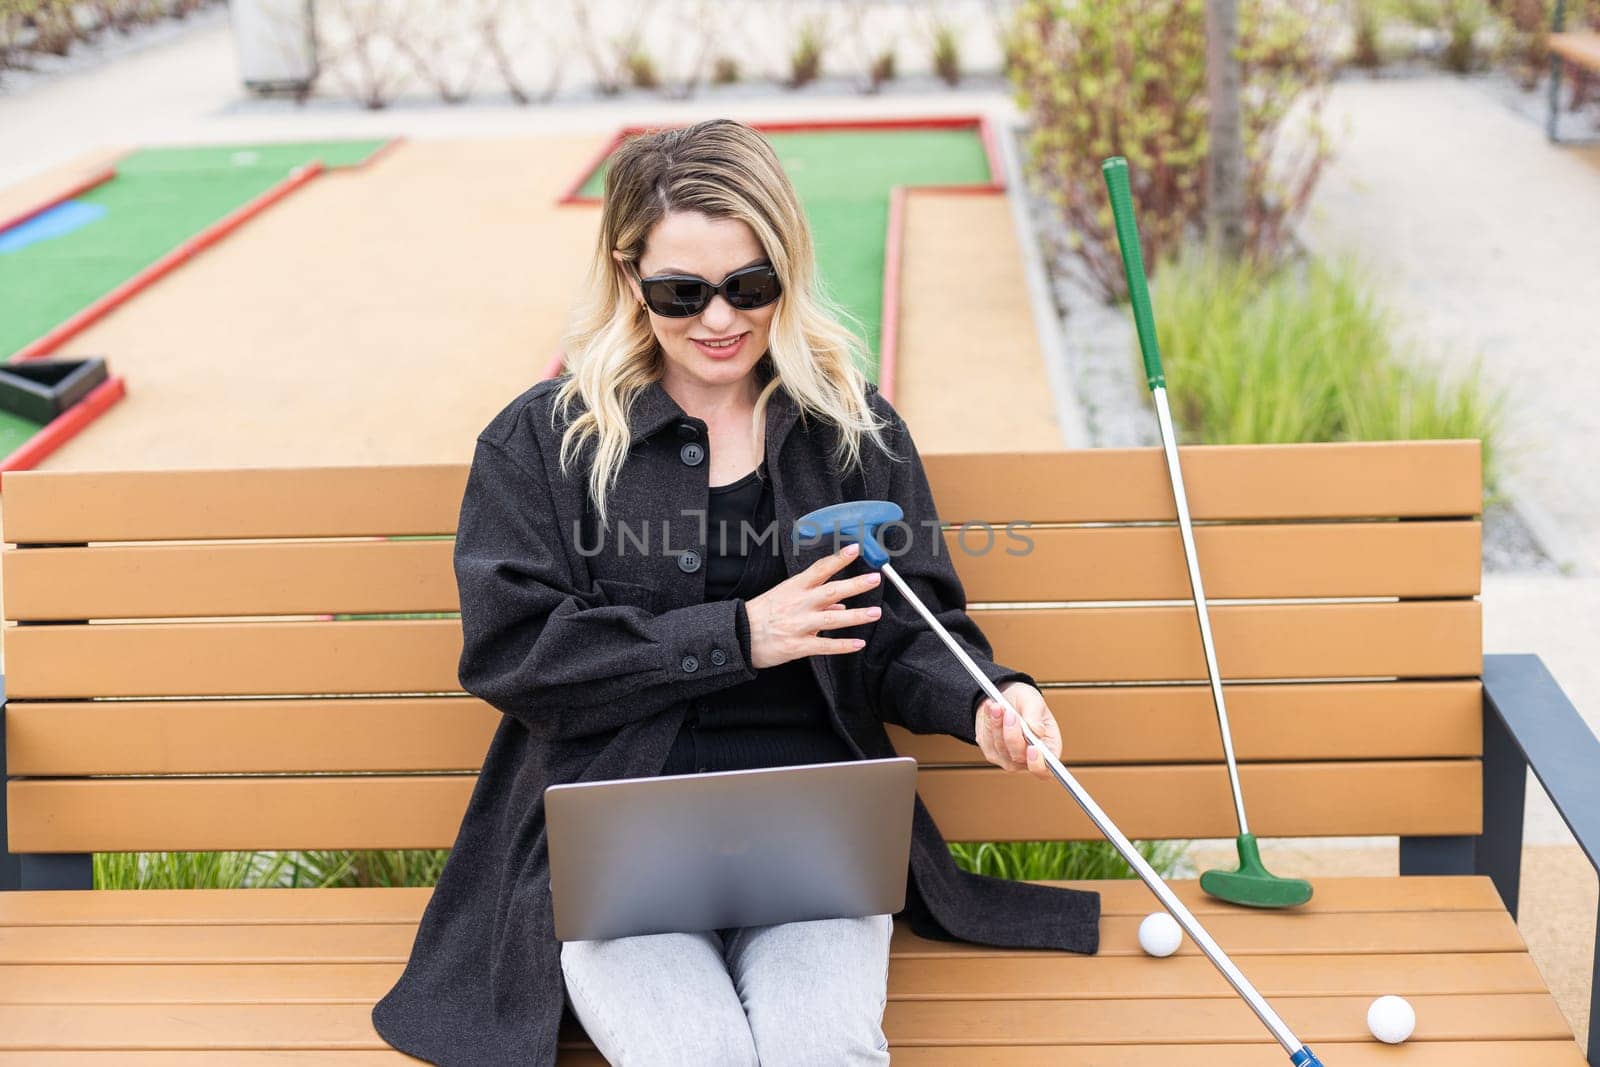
[1102,155,1314,910]
[793,501,1324,1067]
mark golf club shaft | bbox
[1101,155,1251,839]
[878,560,1307,1058]
[1152,385,1249,835]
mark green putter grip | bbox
[1101,156,1165,391]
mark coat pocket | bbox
[592,577,666,614]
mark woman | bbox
[371,119,1101,1067]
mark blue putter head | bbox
[1289,1048,1323,1067]
[794,501,902,569]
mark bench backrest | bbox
[0,439,1482,858]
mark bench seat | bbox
[1550,31,1600,74]
[0,876,1581,1063]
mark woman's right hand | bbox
[743,542,883,669]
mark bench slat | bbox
[0,465,469,543]
[923,440,1483,522]
[0,876,1508,925]
[844,1045,1588,1067]
[5,760,1480,852]
[0,993,1567,1048]
[0,1044,1576,1065]
[5,681,1482,775]
[889,680,1481,765]
[878,993,1572,1044]
[1,601,1482,699]
[0,1046,1566,1066]
[0,520,1480,622]
[0,952,1545,1003]
[0,912,1525,965]
[0,442,1481,547]
[918,760,1481,841]
[1549,30,1600,71]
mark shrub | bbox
[625,46,657,89]
[96,848,449,889]
[788,15,824,87]
[869,47,896,91]
[950,839,1190,880]
[711,54,740,84]
[931,20,961,85]
[1147,244,1507,497]
[1347,0,1391,68]
[1399,0,1495,71]
[1008,0,1337,302]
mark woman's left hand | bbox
[974,681,1061,781]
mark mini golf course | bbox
[0,138,393,469]
[564,118,1002,386]
[0,118,1059,477]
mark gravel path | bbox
[1303,71,1600,576]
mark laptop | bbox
[546,756,918,942]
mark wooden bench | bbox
[2,439,1597,1063]
[1546,13,1600,141]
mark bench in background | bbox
[1,439,1596,1062]
[1546,0,1600,143]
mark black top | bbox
[660,458,856,776]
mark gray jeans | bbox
[560,913,894,1065]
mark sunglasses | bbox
[634,262,783,318]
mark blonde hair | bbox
[554,118,892,532]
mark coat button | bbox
[680,442,705,466]
[678,549,702,573]
[710,648,727,666]
[681,654,699,673]
[676,422,700,441]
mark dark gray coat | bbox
[371,373,1101,1065]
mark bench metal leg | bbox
[1477,694,1528,918]
[1549,0,1567,142]
[1399,835,1476,876]
[1549,56,1566,143]
[20,854,93,890]
[0,688,15,892]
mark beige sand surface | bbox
[31,135,606,470]
[20,137,1059,469]
[894,190,1061,453]
[0,146,125,224]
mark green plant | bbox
[931,21,961,85]
[1348,0,1391,69]
[869,47,896,90]
[626,47,658,90]
[1007,0,1337,301]
[711,54,740,84]
[1148,243,1507,499]
[788,16,824,88]
[1398,0,1494,71]
[94,848,449,890]
[28,0,77,56]
[949,839,1190,880]
[1496,0,1553,87]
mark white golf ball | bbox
[1138,911,1183,957]
[1366,994,1416,1043]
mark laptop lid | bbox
[546,757,918,942]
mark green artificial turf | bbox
[577,128,994,378]
[0,140,389,360]
[0,407,44,457]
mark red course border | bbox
[0,165,120,237]
[546,115,1009,404]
